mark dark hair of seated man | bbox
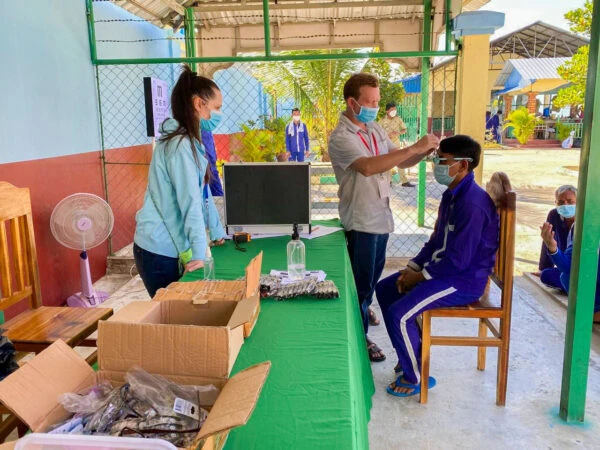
[438,135,481,172]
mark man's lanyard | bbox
[357,131,379,156]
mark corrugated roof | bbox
[495,57,569,87]
[195,5,423,27]
[490,21,589,59]
[112,0,485,31]
[432,21,589,71]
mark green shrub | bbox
[555,120,575,141]
[503,107,542,145]
[233,116,287,162]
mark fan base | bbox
[66,291,110,308]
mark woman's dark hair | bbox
[162,65,220,162]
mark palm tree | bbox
[252,50,367,161]
[504,107,542,146]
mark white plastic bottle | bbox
[204,246,215,280]
[287,225,305,281]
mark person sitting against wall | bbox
[535,185,577,290]
[375,135,499,397]
[540,221,600,323]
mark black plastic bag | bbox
[0,336,19,380]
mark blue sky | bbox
[480,0,586,37]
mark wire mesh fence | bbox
[97,59,454,257]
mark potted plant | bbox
[503,107,542,146]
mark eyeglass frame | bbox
[428,151,473,165]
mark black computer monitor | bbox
[223,162,311,234]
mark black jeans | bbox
[345,230,389,334]
[133,243,180,298]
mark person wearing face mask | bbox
[378,102,414,187]
[374,135,499,397]
[328,73,440,363]
[540,221,600,322]
[133,65,226,297]
[285,108,310,162]
[535,185,577,290]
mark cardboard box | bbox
[98,294,259,380]
[0,340,270,450]
[154,252,263,338]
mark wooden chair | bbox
[420,173,516,406]
[0,182,112,441]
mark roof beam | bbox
[120,0,163,20]
[156,0,185,15]
[536,35,554,58]
[516,35,532,58]
[194,0,423,13]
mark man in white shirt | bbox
[328,73,439,362]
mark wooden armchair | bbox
[0,182,113,441]
[420,172,516,406]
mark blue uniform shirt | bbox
[549,231,600,312]
[201,130,224,196]
[409,172,500,296]
[285,121,309,154]
[538,208,571,270]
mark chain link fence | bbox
[97,60,455,257]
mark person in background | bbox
[201,130,223,196]
[535,185,577,290]
[378,102,415,187]
[486,110,501,143]
[540,221,600,323]
[328,72,439,363]
[375,135,499,397]
[286,108,310,162]
[134,65,226,298]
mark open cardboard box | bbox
[154,252,263,338]
[98,294,259,379]
[0,340,270,450]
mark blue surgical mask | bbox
[557,204,576,219]
[433,162,459,186]
[200,110,223,132]
[352,99,379,124]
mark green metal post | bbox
[445,0,452,52]
[263,0,272,57]
[417,0,432,227]
[85,0,98,63]
[184,8,197,71]
[559,0,600,422]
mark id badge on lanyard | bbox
[357,131,389,199]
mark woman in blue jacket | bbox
[134,65,226,297]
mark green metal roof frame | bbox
[85,0,459,65]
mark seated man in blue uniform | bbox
[375,135,499,397]
[540,221,600,322]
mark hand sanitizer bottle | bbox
[204,246,215,280]
[287,224,305,281]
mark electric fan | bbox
[50,193,115,307]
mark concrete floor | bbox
[367,270,600,450]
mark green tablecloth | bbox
[181,220,374,449]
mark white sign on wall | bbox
[143,77,169,137]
